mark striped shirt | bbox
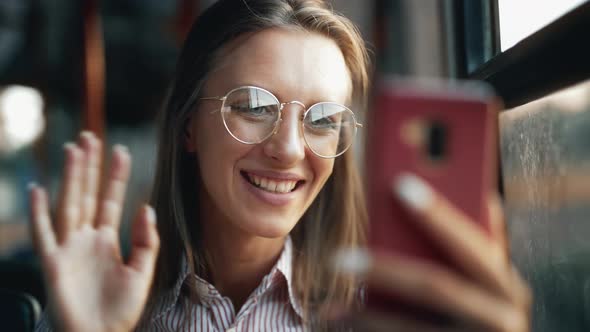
[36,237,308,331]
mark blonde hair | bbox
[149,0,371,324]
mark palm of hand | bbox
[45,228,135,332]
[29,133,159,332]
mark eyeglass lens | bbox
[220,87,356,158]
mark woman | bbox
[29,0,531,331]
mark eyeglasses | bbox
[199,86,362,158]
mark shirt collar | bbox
[150,236,304,322]
[271,236,304,318]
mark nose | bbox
[262,102,306,164]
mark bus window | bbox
[498,0,588,51]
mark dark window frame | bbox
[455,0,590,109]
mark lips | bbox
[240,170,304,194]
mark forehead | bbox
[205,28,352,105]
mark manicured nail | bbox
[80,130,94,139]
[145,205,156,225]
[63,142,76,150]
[331,248,371,276]
[27,182,37,191]
[393,173,433,212]
[113,144,129,153]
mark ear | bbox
[184,114,197,153]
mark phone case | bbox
[365,77,499,317]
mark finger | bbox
[510,264,534,310]
[127,205,159,276]
[334,251,527,332]
[56,143,83,243]
[78,131,102,227]
[393,173,512,299]
[369,254,526,331]
[95,145,131,229]
[488,192,509,262]
[28,184,57,255]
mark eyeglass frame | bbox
[199,85,363,159]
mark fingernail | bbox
[63,142,76,150]
[393,173,433,212]
[27,182,37,191]
[331,248,371,276]
[113,144,129,153]
[80,130,94,139]
[146,206,156,225]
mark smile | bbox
[241,171,304,194]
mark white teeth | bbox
[247,173,298,193]
[253,175,261,185]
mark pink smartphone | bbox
[365,77,500,318]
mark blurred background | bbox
[0,0,588,331]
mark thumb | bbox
[127,204,160,276]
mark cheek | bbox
[194,116,246,185]
[197,126,249,174]
[309,156,334,190]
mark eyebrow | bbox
[221,83,351,107]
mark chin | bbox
[240,213,300,239]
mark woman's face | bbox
[187,28,352,238]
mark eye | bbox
[310,116,338,128]
[246,105,273,116]
[306,115,341,136]
[304,104,352,136]
[233,105,271,116]
[229,101,277,121]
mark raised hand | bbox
[29,132,160,332]
[332,174,531,332]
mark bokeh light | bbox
[0,85,45,154]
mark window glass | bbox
[500,79,590,331]
[498,0,588,51]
